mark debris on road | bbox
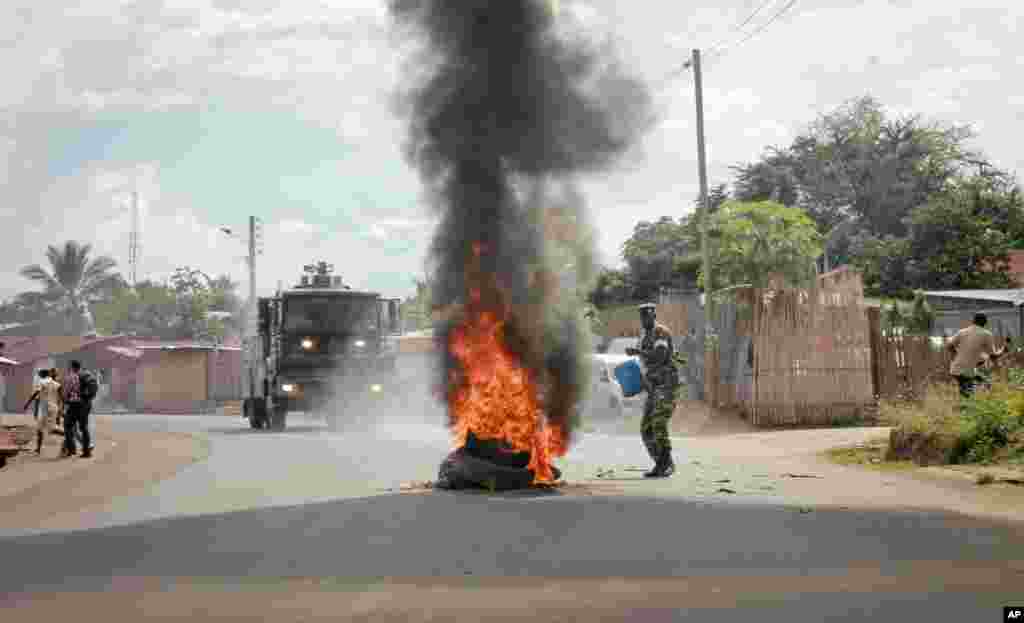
[782,473,823,479]
[716,488,736,494]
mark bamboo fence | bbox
[872,332,1019,400]
[740,271,875,427]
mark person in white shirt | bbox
[23,369,61,455]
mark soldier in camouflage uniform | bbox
[626,303,680,478]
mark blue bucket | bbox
[614,359,644,397]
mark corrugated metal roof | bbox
[106,345,143,358]
[923,289,1024,306]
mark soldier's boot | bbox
[643,461,661,478]
[658,450,675,478]
[646,450,675,478]
[643,450,669,478]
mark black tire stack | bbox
[435,431,561,491]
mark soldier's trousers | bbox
[641,383,679,460]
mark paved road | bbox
[3,380,1023,620]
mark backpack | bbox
[80,371,99,402]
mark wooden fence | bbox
[871,326,1020,399]
[703,270,876,427]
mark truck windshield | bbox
[284,296,379,334]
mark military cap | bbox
[637,302,656,312]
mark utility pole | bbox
[691,48,712,349]
[128,186,140,287]
[247,215,258,400]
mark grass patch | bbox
[824,438,915,471]
[881,374,1024,467]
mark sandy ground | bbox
[571,400,1024,523]
[0,413,210,531]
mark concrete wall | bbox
[4,357,55,413]
[139,350,209,413]
[207,349,242,401]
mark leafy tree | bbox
[700,200,824,290]
[732,96,982,238]
[906,291,935,335]
[92,280,178,337]
[19,241,122,333]
[400,278,433,331]
[621,217,696,298]
[902,180,1016,291]
[848,234,912,298]
[587,267,634,308]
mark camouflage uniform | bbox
[636,321,680,464]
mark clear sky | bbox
[2,0,1021,301]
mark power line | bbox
[705,0,778,57]
[654,0,796,91]
[707,0,798,62]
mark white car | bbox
[586,337,646,418]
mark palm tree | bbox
[20,241,122,334]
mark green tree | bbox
[92,280,178,337]
[700,200,824,290]
[732,96,981,239]
[400,278,433,332]
[848,234,912,298]
[621,216,696,298]
[19,241,122,333]
[587,267,634,307]
[902,179,1016,291]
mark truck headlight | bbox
[282,384,296,393]
[301,338,315,350]
[353,339,366,349]
[370,384,383,393]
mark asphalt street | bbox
[2,366,1023,620]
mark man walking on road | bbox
[947,313,1006,399]
[626,303,680,478]
[23,369,61,456]
[62,360,95,458]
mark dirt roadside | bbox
[0,414,210,531]
[579,401,1024,523]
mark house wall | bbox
[0,365,10,412]
[923,296,1021,338]
[139,350,209,413]
[207,349,242,401]
[4,357,55,413]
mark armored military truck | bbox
[243,261,401,431]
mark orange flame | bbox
[446,244,567,484]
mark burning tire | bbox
[436,448,535,491]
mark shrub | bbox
[954,396,1015,464]
[884,379,1024,465]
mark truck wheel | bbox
[251,397,269,430]
[244,399,262,429]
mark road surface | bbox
[2,398,1023,620]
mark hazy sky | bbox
[2,0,1021,301]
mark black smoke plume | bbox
[390,0,650,445]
